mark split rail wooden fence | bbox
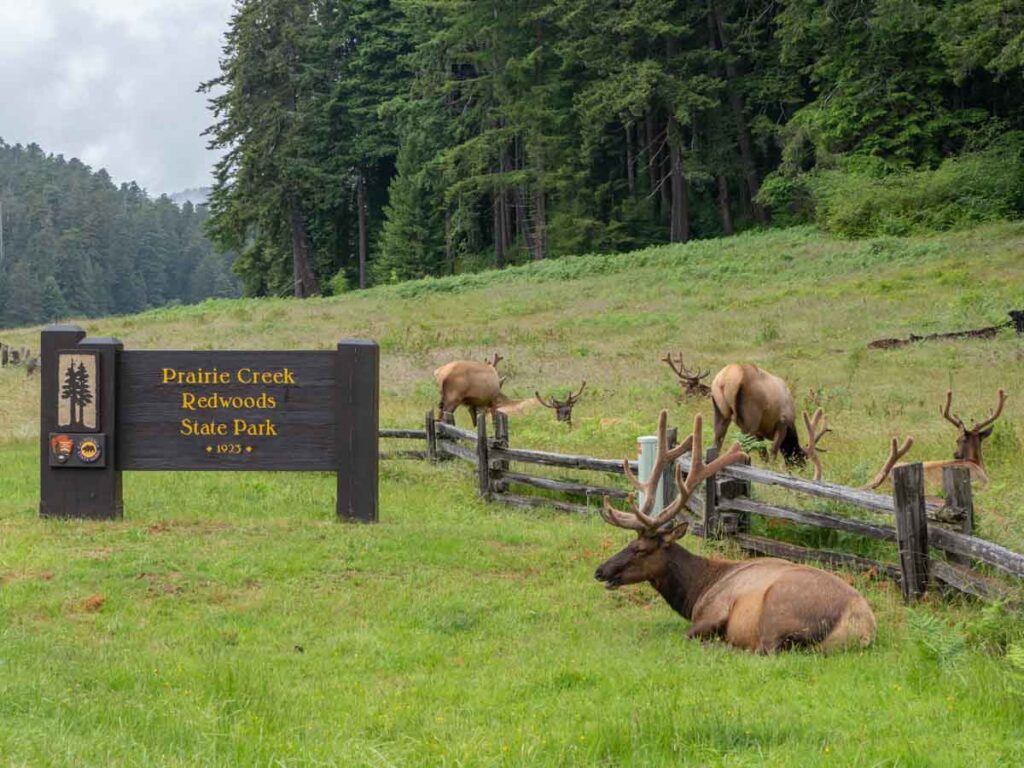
[380,412,1024,604]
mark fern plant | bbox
[908,610,967,673]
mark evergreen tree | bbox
[201,0,327,298]
[40,277,68,322]
[0,139,239,328]
[197,0,1024,291]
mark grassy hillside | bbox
[2,223,1024,765]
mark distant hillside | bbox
[168,187,211,207]
[0,141,238,328]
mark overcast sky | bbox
[0,0,234,195]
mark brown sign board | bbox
[39,325,379,522]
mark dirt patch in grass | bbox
[79,594,106,612]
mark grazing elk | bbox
[864,389,1006,490]
[434,360,535,426]
[593,410,876,653]
[662,353,711,398]
[711,364,805,465]
[536,382,586,428]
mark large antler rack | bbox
[662,353,710,382]
[600,410,747,533]
[535,381,587,409]
[863,436,915,491]
[942,388,1007,434]
[802,408,831,482]
[662,353,711,398]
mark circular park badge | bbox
[77,438,102,463]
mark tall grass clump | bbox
[760,134,1024,237]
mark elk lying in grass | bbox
[536,382,586,428]
[593,410,876,653]
[434,360,535,426]
[864,389,1006,491]
[711,364,805,465]
[662,353,711,398]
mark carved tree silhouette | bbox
[61,361,81,427]
[75,362,92,425]
[60,360,93,428]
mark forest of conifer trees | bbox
[0,141,239,328]
[203,0,1024,297]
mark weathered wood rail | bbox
[377,411,1023,604]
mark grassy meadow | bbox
[2,223,1024,765]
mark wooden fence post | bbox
[704,446,721,539]
[425,410,437,463]
[335,339,379,523]
[1,343,7,367]
[942,465,974,566]
[719,454,752,533]
[660,427,678,512]
[493,412,509,494]
[476,416,490,499]
[39,326,124,519]
[893,462,929,602]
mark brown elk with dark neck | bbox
[662,353,711,398]
[864,388,1006,490]
[593,410,876,653]
[434,360,536,426]
[536,382,586,427]
[711,363,805,465]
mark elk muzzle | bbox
[594,538,666,589]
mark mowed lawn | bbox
[2,223,1024,765]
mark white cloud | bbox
[54,49,111,110]
[0,1,57,53]
[0,0,234,194]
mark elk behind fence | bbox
[376,411,1024,604]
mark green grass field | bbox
[2,223,1024,765]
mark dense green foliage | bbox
[205,0,1024,295]
[0,141,240,328]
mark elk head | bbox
[801,408,831,482]
[536,381,586,427]
[662,353,711,398]
[942,389,1006,470]
[594,411,747,589]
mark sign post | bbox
[39,325,379,522]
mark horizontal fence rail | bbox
[378,411,1022,605]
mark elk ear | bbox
[979,426,995,440]
[661,521,689,545]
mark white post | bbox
[636,435,664,509]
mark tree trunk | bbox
[532,186,546,260]
[706,9,735,236]
[444,209,454,274]
[356,174,368,289]
[289,197,320,298]
[668,118,690,243]
[659,122,672,219]
[626,123,636,195]
[717,175,734,235]
[645,112,659,212]
[493,190,505,268]
[712,3,766,224]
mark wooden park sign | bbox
[39,325,378,522]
